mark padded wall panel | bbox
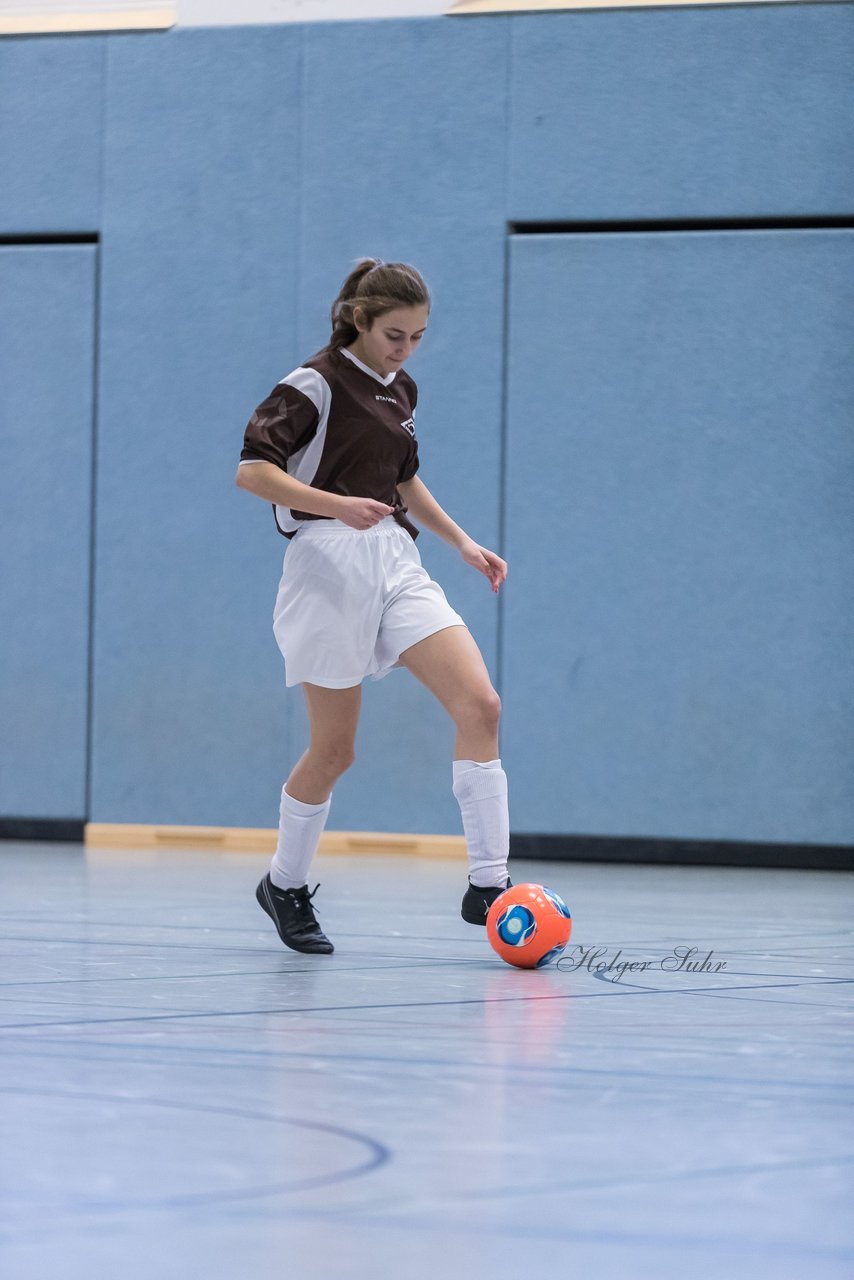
[502,230,854,845]
[92,29,302,826]
[0,247,96,817]
[295,18,509,834]
[509,5,854,221]
[0,37,103,232]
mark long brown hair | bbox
[325,258,431,351]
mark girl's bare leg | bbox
[286,682,363,803]
[266,682,362,896]
[398,625,501,760]
[399,626,508,893]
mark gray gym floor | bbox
[0,843,852,1279]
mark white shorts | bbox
[273,515,466,688]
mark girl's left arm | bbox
[397,475,508,594]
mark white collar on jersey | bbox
[340,345,398,387]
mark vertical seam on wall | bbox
[296,25,305,356]
[85,242,102,821]
[85,37,110,820]
[497,232,511,701]
[286,24,307,772]
[496,17,513,701]
[97,36,108,233]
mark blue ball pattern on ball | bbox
[496,904,537,948]
[542,887,571,919]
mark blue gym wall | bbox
[1,5,852,849]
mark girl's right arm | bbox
[235,462,393,530]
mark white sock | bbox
[452,758,509,888]
[270,787,332,890]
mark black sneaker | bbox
[461,876,513,926]
[256,875,334,954]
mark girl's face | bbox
[350,304,429,377]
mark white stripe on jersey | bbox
[275,366,333,536]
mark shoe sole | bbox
[256,879,334,954]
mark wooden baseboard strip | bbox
[84,823,465,859]
[0,9,176,36]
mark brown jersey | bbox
[239,345,421,540]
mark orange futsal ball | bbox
[486,883,572,969]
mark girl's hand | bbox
[459,538,508,593]
[336,497,396,530]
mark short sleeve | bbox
[399,436,420,483]
[240,378,319,470]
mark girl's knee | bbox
[484,688,502,726]
[310,741,356,780]
[455,686,501,733]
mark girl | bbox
[236,259,511,954]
